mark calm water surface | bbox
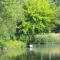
[0,45,60,60]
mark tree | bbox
[53,7,60,32]
[19,0,56,44]
[0,0,24,40]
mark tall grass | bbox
[35,33,60,45]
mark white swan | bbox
[29,44,33,51]
[29,44,33,48]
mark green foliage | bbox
[35,34,47,44]
[55,7,60,24]
[16,0,57,43]
[52,6,60,32]
[0,0,59,44]
[0,0,24,40]
[22,0,56,34]
[35,33,60,45]
[0,40,25,48]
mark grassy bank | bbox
[0,40,26,49]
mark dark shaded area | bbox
[52,25,60,33]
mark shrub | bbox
[35,33,60,45]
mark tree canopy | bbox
[0,0,59,40]
[0,0,24,40]
[21,0,56,34]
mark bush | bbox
[35,34,48,44]
[35,33,60,45]
[0,40,26,49]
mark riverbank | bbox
[0,33,60,49]
[0,40,26,49]
[34,33,60,45]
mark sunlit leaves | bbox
[22,0,56,34]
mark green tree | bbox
[53,7,60,32]
[0,0,24,40]
[19,0,56,43]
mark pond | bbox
[0,45,60,60]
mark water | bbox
[0,45,60,60]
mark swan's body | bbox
[29,44,33,48]
[29,44,33,51]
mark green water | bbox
[0,45,60,60]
